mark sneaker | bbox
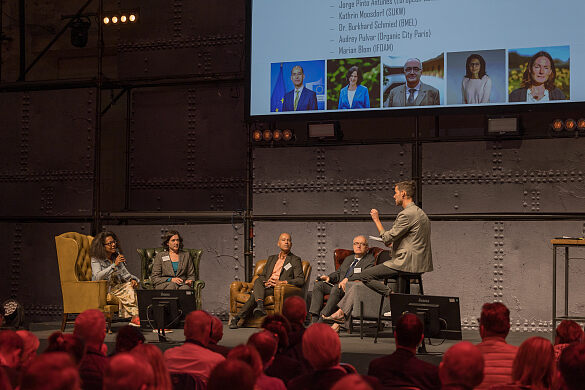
[253,306,267,318]
[129,316,141,327]
[383,311,392,317]
[152,329,173,333]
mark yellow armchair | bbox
[229,259,312,327]
[55,232,119,331]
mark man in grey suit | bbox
[384,58,440,107]
[353,180,432,295]
[309,235,376,323]
[229,232,305,329]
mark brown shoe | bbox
[331,323,341,333]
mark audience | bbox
[368,313,440,390]
[558,343,585,390]
[491,336,554,390]
[163,310,225,383]
[15,330,39,370]
[114,325,145,355]
[73,309,108,390]
[282,296,311,370]
[475,302,518,390]
[20,352,81,390]
[554,320,584,363]
[103,352,154,390]
[131,344,172,390]
[207,315,231,357]
[288,323,347,390]
[208,359,256,390]
[45,332,86,365]
[262,314,305,383]
[0,330,23,389]
[227,344,286,390]
[330,374,373,390]
[439,341,484,390]
[247,332,287,389]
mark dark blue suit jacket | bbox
[283,87,318,111]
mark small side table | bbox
[551,239,585,339]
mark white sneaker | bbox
[383,311,392,317]
[152,329,173,333]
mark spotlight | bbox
[252,129,262,142]
[551,119,564,132]
[282,129,293,141]
[273,129,283,141]
[262,130,272,142]
[577,118,585,131]
[103,16,110,24]
[120,15,127,23]
[565,119,577,131]
[129,14,137,22]
[70,17,91,48]
[111,16,118,24]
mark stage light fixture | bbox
[120,15,127,23]
[103,16,110,24]
[551,119,564,132]
[129,14,137,22]
[273,129,283,141]
[565,119,577,131]
[262,130,273,142]
[252,129,262,142]
[111,16,118,24]
[70,17,91,48]
[282,129,293,141]
[577,118,585,131]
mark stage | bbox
[27,320,542,374]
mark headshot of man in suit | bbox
[384,58,440,107]
[283,65,318,112]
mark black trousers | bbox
[237,278,273,319]
[308,281,345,318]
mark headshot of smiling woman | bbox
[509,50,566,102]
[462,54,492,104]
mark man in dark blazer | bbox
[308,235,376,323]
[384,58,440,107]
[229,232,304,329]
[368,313,440,390]
[282,65,318,111]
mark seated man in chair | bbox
[309,235,375,324]
[230,233,304,329]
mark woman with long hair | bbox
[462,53,492,104]
[150,230,196,290]
[131,344,172,390]
[509,51,566,102]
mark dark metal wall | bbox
[1,1,584,329]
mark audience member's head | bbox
[262,314,291,351]
[184,310,212,346]
[227,344,263,378]
[208,359,255,390]
[555,320,584,345]
[115,325,146,354]
[210,316,224,345]
[45,332,86,365]
[20,352,81,390]
[479,302,511,339]
[0,330,24,368]
[282,296,307,330]
[394,313,424,350]
[131,344,171,390]
[15,330,39,369]
[439,341,484,389]
[511,336,554,390]
[559,343,585,390]
[331,374,373,390]
[0,367,11,390]
[103,353,154,390]
[73,309,106,350]
[247,331,278,369]
[302,323,341,370]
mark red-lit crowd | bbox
[0,299,583,390]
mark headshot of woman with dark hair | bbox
[462,54,492,104]
[90,231,141,327]
[337,65,370,109]
[509,50,566,102]
[150,230,196,290]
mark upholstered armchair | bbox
[229,259,312,327]
[55,232,119,332]
[136,247,205,310]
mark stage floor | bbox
[28,320,547,374]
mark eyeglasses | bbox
[104,241,117,246]
[404,67,421,73]
[353,242,368,247]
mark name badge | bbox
[283,263,292,271]
[162,256,170,262]
[354,268,362,274]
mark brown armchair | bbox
[230,259,312,327]
[55,232,119,332]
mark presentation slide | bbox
[249,0,584,117]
